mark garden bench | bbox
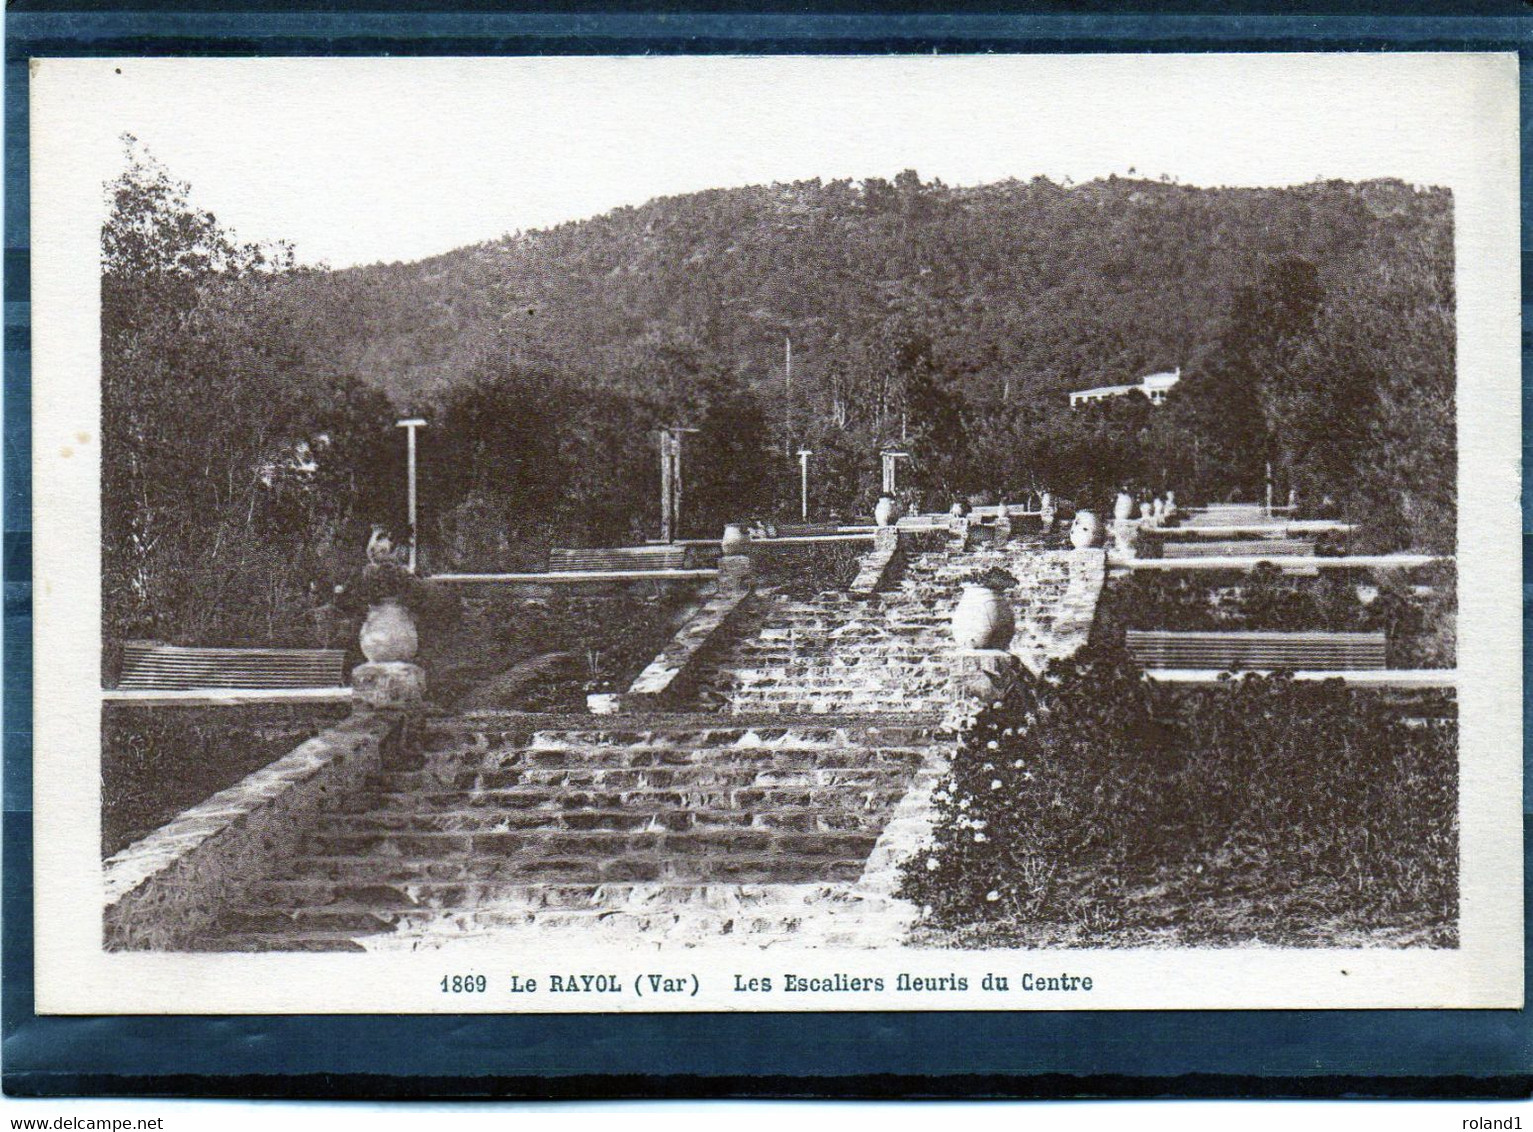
[118,642,348,690]
[1125,629,1387,671]
[548,546,687,572]
[1160,538,1315,559]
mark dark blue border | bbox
[4,4,1529,1099]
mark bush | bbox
[901,647,1458,945]
[1091,565,1455,667]
[751,541,864,596]
[103,703,349,856]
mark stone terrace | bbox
[166,531,1106,952]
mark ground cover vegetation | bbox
[101,703,350,855]
[1092,563,1456,668]
[104,139,1454,650]
[900,648,1458,947]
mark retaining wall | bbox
[103,711,401,950]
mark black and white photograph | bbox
[27,53,1520,1013]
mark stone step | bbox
[306,805,891,836]
[365,785,914,812]
[214,903,902,937]
[300,822,883,852]
[375,764,917,793]
[272,851,873,885]
[523,726,938,748]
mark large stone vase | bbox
[1070,510,1103,549]
[874,495,898,528]
[360,596,419,662]
[1114,491,1135,521]
[951,583,1016,651]
[721,523,751,555]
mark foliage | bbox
[102,137,399,650]
[901,648,1458,945]
[102,149,1457,654]
[959,567,1019,591]
[1091,563,1456,667]
[102,703,347,855]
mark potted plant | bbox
[336,552,457,663]
[951,567,1018,650]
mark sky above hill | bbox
[35,53,1510,269]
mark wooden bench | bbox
[548,546,687,572]
[118,642,347,690]
[1125,630,1387,671]
[1160,538,1315,559]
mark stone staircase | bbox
[183,534,1105,953]
[692,537,1102,712]
[193,712,946,951]
[691,591,956,715]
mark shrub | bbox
[901,647,1458,944]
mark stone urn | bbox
[1138,500,1153,521]
[1153,497,1166,519]
[359,596,418,663]
[721,523,751,555]
[951,583,1016,651]
[874,495,898,528]
[1164,490,1177,516]
[1114,491,1135,521]
[1070,509,1103,549]
[1039,491,1057,531]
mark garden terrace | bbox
[902,655,1458,949]
[1092,564,1455,670]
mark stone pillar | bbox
[717,553,753,596]
[1108,518,1140,560]
[352,661,426,709]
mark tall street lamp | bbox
[396,418,427,572]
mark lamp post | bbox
[658,425,699,543]
[797,448,813,520]
[396,418,426,572]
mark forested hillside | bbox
[303,171,1449,412]
[102,139,1454,647]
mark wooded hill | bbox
[299,172,1451,417]
[102,143,1455,646]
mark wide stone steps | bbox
[192,711,950,951]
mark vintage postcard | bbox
[27,53,1521,1014]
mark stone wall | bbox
[103,711,401,950]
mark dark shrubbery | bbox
[901,647,1458,946]
[752,542,865,596]
[1092,564,1455,668]
[103,703,349,856]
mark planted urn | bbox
[721,523,751,555]
[874,494,898,528]
[951,567,1018,650]
[359,595,419,662]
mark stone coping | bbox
[102,687,354,706]
[104,711,400,950]
[622,584,757,706]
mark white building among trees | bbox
[1069,366,1182,407]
